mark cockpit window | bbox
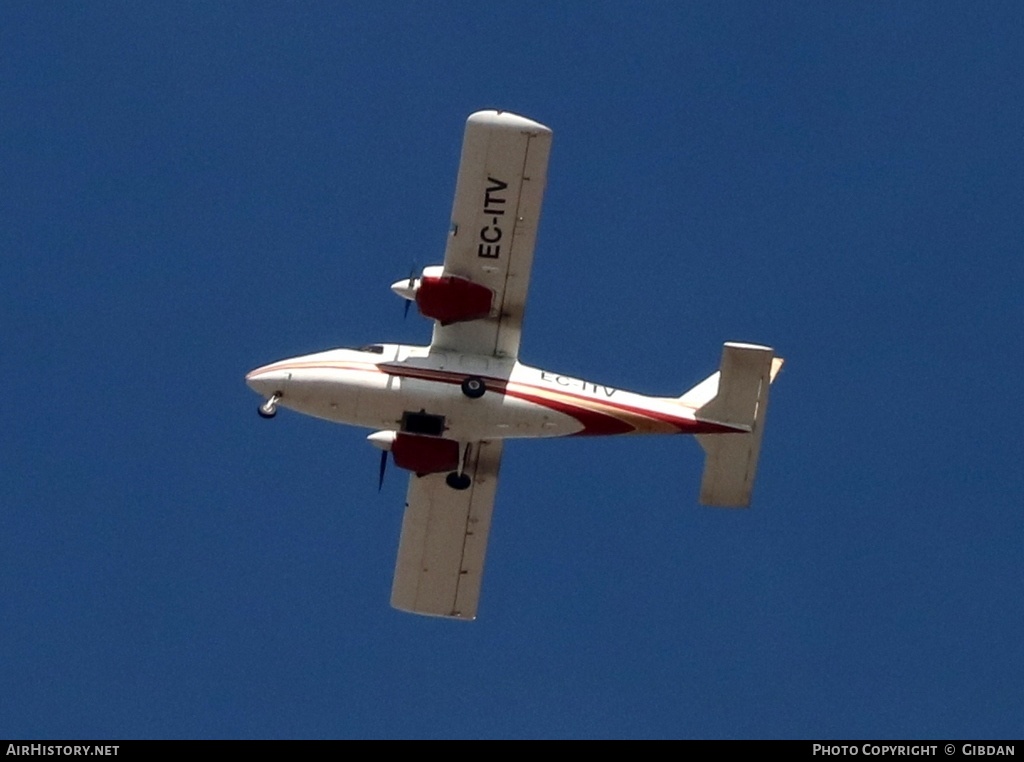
[357,344,385,354]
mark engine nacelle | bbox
[390,265,494,325]
[367,431,460,476]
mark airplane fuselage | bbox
[245,343,736,444]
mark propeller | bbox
[369,431,396,492]
[402,264,418,319]
[378,449,388,492]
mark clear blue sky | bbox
[2,2,1021,740]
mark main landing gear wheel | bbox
[258,393,282,419]
[461,376,486,399]
[445,472,471,491]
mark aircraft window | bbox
[357,344,385,354]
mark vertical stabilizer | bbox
[689,343,782,508]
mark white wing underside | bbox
[391,112,548,620]
[429,111,552,360]
[391,439,504,620]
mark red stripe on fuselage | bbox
[505,388,636,435]
[381,364,733,435]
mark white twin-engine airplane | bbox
[247,110,783,621]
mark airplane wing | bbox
[429,110,553,360]
[390,439,504,620]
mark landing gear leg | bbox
[445,443,473,490]
[258,392,282,419]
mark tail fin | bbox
[681,343,783,508]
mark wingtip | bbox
[467,109,551,135]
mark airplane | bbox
[246,110,783,621]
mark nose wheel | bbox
[461,376,486,398]
[258,392,282,419]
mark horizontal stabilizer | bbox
[691,343,782,508]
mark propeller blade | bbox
[378,449,388,492]
[403,263,418,320]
